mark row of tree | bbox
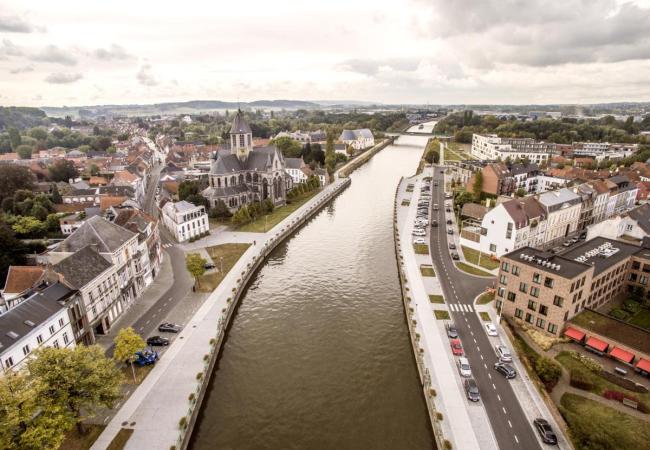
[231,199,275,226]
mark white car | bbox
[413,237,426,244]
[458,356,472,377]
[485,323,498,336]
[412,228,426,236]
[495,344,512,362]
[415,219,429,226]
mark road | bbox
[142,137,165,216]
[426,166,543,450]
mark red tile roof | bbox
[2,266,45,294]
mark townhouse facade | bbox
[161,200,208,242]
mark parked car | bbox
[562,241,572,247]
[450,338,464,356]
[458,356,472,377]
[204,263,215,269]
[158,322,182,333]
[434,181,438,186]
[446,219,452,225]
[464,379,480,402]
[449,243,456,250]
[495,344,512,362]
[412,228,426,236]
[146,336,170,346]
[447,229,454,235]
[446,208,452,213]
[485,323,498,336]
[433,204,439,210]
[446,322,458,338]
[413,237,426,244]
[431,220,438,227]
[134,350,159,366]
[533,418,558,445]
[494,362,516,379]
[451,252,460,260]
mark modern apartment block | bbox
[496,237,649,336]
[471,134,556,163]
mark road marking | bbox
[467,324,471,329]
[514,435,519,444]
[497,394,501,402]
[473,338,477,344]
[103,416,110,424]
[502,407,507,414]
[483,363,487,369]
[508,420,512,428]
[488,373,492,380]
[470,331,474,336]
[145,320,150,325]
[479,354,483,360]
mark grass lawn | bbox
[120,363,154,385]
[413,243,429,255]
[401,199,410,206]
[196,243,251,292]
[477,291,495,304]
[429,294,445,304]
[455,262,493,277]
[434,310,451,320]
[479,312,491,321]
[236,189,321,233]
[560,393,650,450]
[420,265,436,277]
[60,424,106,450]
[106,428,134,450]
[628,308,650,330]
[555,351,650,404]
[461,246,500,270]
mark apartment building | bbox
[497,237,647,336]
[537,188,582,246]
[0,283,76,374]
[471,134,556,163]
[465,162,568,197]
[161,200,208,242]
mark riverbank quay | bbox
[91,177,351,450]
[394,170,497,450]
[336,136,396,178]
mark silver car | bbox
[495,344,512,362]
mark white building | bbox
[587,203,650,242]
[471,134,555,163]
[339,129,375,150]
[275,130,312,143]
[161,200,208,242]
[537,188,582,245]
[0,283,76,374]
[572,142,638,158]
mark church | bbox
[202,110,289,212]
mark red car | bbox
[450,339,464,356]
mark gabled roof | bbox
[53,246,113,289]
[230,109,252,134]
[210,146,281,175]
[628,203,650,234]
[2,266,45,295]
[113,208,156,239]
[56,215,136,254]
[501,197,546,229]
[285,157,304,169]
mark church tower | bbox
[230,109,253,162]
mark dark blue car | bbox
[134,350,159,366]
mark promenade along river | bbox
[190,133,435,449]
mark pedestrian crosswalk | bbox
[449,303,474,313]
[162,243,174,249]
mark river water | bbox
[190,131,435,450]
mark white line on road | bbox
[502,407,507,414]
[480,354,484,360]
[483,363,487,369]
[488,373,492,380]
[497,394,501,402]
[515,435,519,444]
[492,383,496,390]
[103,416,110,424]
[145,320,150,325]
[508,420,512,428]
[473,338,477,344]
[470,331,474,336]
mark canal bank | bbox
[91,177,352,450]
[189,135,434,449]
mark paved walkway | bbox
[91,179,349,450]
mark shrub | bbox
[570,368,594,391]
[196,372,203,380]
[429,388,437,397]
[623,299,641,314]
[535,356,562,390]
[610,308,630,320]
[568,351,602,372]
[179,416,187,429]
[188,393,196,402]
[600,370,649,393]
[443,439,452,450]
[436,412,443,421]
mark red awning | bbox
[585,337,608,352]
[609,347,635,364]
[636,358,650,373]
[564,327,585,342]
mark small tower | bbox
[230,109,253,162]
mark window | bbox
[547,323,558,334]
[507,292,516,302]
[49,325,55,335]
[511,265,520,276]
[63,332,69,345]
[530,287,540,298]
[5,357,14,369]
[52,340,59,349]
[570,282,575,293]
[59,318,64,327]
[539,305,548,316]
[525,313,534,324]
[501,262,510,272]
[528,300,537,311]
[515,308,523,319]
[532,272,541,284]
[632,261,641,270]
[497,287,505,298]
[544,277,554,288]
[506,222,513,239]
[499,275,507,285]
[37,334,43,344]
[490,244,497,252]
[22,345,30,356]
[519,282,528,293]
[640,275,648,286]
[536,318,545,329]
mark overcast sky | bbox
[1,0,650,107]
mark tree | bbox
[186,194,209,209]
[50,184,62,204]
[325,133,336,179]
[16,144,34,159]
[27,345,122,434]
[113,327,146,382]
[178,180,200,201]
[535,356,562,388]
[271,136,302,158]
[0,165,34,204]
[11,216,46,238]
[515,187,527,198]
[186,253,207,287]
[45,213,61,232]
[27,127,48,141]
[472,171,483,202]
[8,127,21,149]
[48,160,79,182]
[0,224,27,280]
[208,200,232,219]
[0,372,73,450]
[89,164,100,176]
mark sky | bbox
[1,0,650,107]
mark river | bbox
[190,129,435,450]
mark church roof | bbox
[210,146,282,175]
[202,184,254,197]
[231,109,252,134]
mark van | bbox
[433,204,439,210]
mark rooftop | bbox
[502,246,590,279]
[570,309,650,355]
[2,266,45,294]
[561,237,641,277]
[53,246,113,289]
[56,215,136,254]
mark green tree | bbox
[535,356,562,387]
[472,171,483,202]
[48,160,79,182]
[50,184,62,204]
[186,253,207,287]
[325,133,336,179]
[27,127,48,141]
[0,165,34,204]
[271,136,302,158]
[515,187,527,198]
[0,224,27,280]
[178,180,200,200]
[0,372,74,450]
[113,327,146,382]
[16,144,34,159]
[11,216,46,237]
[8,127,21,149]
[89,164,100,176]
[45,213,61,232]
[27,345,122,434]
[208,200,232,219]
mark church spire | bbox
[230,109,252,162]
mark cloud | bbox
[0,15,39,33]
[93,44,132,60]
[338,58,421,75]
[44,72,83,84]
[0,39,23,58]
[136,64,158,86]
[9,65,34,74]
[30,45,77,66]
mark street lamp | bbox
[219,256,223,274]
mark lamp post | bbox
[219,256,223,274]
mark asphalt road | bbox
[426,167,544,450]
